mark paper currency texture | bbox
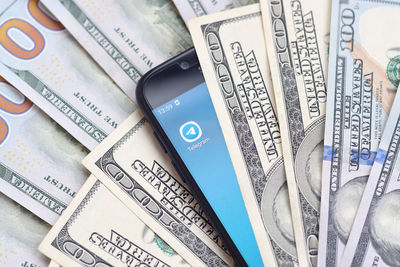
[260,0,330,266]
[172,0,234,21]
[83,110,233,267]
[39,175,190,267]
[318,1,400,266]
[41,0,192,100]
[232,0,258,7]
[340,88,400,267]
[0,193,50,267]
[48,261,60,267]
[189,4,297,266]
[171,0,258,21]
[0,0,136,150]
[0,76,88,224]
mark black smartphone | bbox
[136,48,263,266]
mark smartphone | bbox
[137,48,263,266]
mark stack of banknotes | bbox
[0,0,399,266]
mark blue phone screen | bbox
[153,82,263,266]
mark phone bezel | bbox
[137,48,247,266]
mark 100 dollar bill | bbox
[39,175,189,267]
[172,0,234,21]
[232,0,259,7]
[318,1,400,266]
[172,0,259,22]
[83,110,233,267]
[0,0,135,150]
[260,0,331,266]
[341,89,400,267]
[0,76,88,224]
[189,4,297,266]
[41,0,192,100]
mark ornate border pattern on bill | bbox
[83,110,233,267]
[189,4,298,266]
[341,88,400,267]
[39,175,190,267]
[318,1,400,266]
[260,0,330,266]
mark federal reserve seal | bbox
[154,234,176,255]
[386,55,400,87]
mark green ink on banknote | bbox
[387,55,400,87]
[154,234,176,255]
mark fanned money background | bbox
[0,0,252,266]
[1,0,400,266]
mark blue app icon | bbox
[180,121,202,142]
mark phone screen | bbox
[153,82,263,266]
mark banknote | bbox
[49,261,60,267]
[0,193,50,267]
[39,175,189,267]
[0,76,88,224]
[340,89,400,267]
[0,0,136,150]
[41,0,192,100]
[189,4,297,266]
[317,1,400,266]
[232,0,258,8]
[172,0,234,21]
[82,110,233,267]
[260,0,330,266]
[172,0,259,22]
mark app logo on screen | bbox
[180,121,202,142]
